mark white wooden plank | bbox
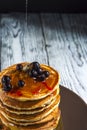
[1,13,48,70]
[0,15,2,71]
[41,14,87,103]
[22,14,48,64]
[1,14,23,69]
[61,14,87,103]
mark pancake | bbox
[0,62,60,130]
[0,88,59,110]
[0,94,60,115]
[0,62,60,101]
[0,107,60,130]
[0,113,60,130]
[0,107,60,126]
[0,95,60,122]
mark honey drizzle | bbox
[1,63,58,98]
[32,86,41,94]
[42,82,53,91]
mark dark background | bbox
[0,0,87,13]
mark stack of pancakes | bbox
[0,62,60,130]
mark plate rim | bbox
[60,84,87,107]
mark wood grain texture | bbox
[0,13,87,103]
[0,15,1,71]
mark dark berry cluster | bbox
[1,62,50,92]
[1,75,12,92]
[1,75,25,92]
[28,62,50,81]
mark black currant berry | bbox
[37,74,46,81]
[37,68,43,75]
[2,75,11,84]
[18,80,25,87]
[31,62,40,70]
[3,83,12,92]
[43,71,50,77]
[31,69,38,77]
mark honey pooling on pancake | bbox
[1,62,53,97]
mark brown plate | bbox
[56,85,87,130]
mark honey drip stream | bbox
[25,0,28,28]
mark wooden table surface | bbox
[0,13,87,103]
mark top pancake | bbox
[0,62,60,101]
